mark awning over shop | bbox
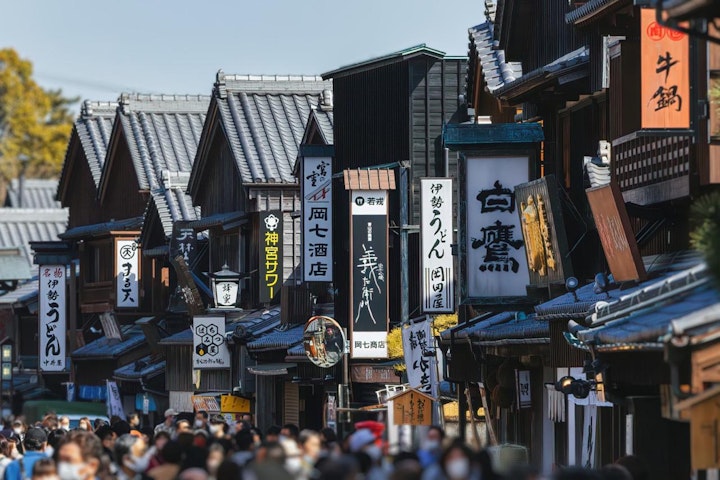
[113,355,166,382]
[247,363,297,376]
[59,216,143,240]
[188,211,248,231]
[246,324,304,352]
[440,311,548,347]
[72,325,146,360]
[0,278,39,311]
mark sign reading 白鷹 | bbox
[259,211,283,303]
[171,221,198,266]
[39,265,66,372]
[115,239,140,308]
[420,178,454,313]
[350,190,388,359]
[192,316,230,369]
[303,157,333,282]
[402,316,438,398]
[465,157,530,298]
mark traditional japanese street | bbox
[0,1,719,479]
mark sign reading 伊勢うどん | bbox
[420,178,454,313]
[39,265,66,372]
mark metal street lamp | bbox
[210,264,241,309]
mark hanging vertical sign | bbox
[106,380,126,420]
[303,157,333,282]
[115,239,140,308]
[401,316,438,398]
[192,316,231,369]
[350,190,388,359]
[640,8,690,129]
[39,265,66,372]
[465,156,530,299]
[259,211,283,303]
[170,221,198,267]
[420,178,454,312]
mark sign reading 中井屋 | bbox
[39,265,66,372]
[420,178,454,313]
[465,156,530,298]
[350,190,388,359]
[303,157,333,282]
[259,211,283,303]
[115,239,140,308]
[192,316,231,369]
[402,316,438,398]
[640,8,689,129]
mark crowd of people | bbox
[0,409,650,480]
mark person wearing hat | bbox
[3,427,47,480]
[153,409,177,437]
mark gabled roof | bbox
[322,44,447,79]
[302,108,334,146]
[189,73,330,193]
[57,101,117,201]
[142,171,201,239]
[99,94,210,202]
[0,277,38,307]
[4,179,61,209]
[0,208,68,266]
[59,216,142,241]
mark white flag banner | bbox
[66,382,75,402]
[401,316,438,398]
[106,380,126,420]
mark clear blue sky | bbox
[1,0,479,107]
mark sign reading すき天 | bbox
[115,239,140,308]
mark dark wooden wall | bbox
[196,128,246,217]
[64,147,104,228]
[101,132,148,220]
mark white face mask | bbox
[422,439,440,451]
[12,428,21,436]
[58,461,84,480]
[194,419,204,428]
[209,424,224,435]
[445,458,470,479]
[44,445,54,457]
[126,452,151,473]
[285,456,303,473]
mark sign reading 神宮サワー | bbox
[259,211,283,303]
[350,190,388,359]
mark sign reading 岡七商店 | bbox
[640,8,689,129]
[192,316,231,369]
[259,211,283,303]
[39,265,66,372]
[350,190,388,359]
[420,178,454,313]
[115,239,140,308]
[303,157,333,282]
[465,156,530,299]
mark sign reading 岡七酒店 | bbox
[420,178,454,312]
[465,156,530,299]
[350,190,388,359]
[39,265,66,372]
[303,157,333,282]
[115,238,140,308]
[259,211,283,303]
[641,8,689,129]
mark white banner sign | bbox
[420,178,454,312]
[303,157,333,282]
[192,316,231,369]
[39,265,66,372]
[106,380,126,420]
[116,239,140,308]
[466,156,530,297]
[401,317,438,398]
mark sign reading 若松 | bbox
[465,156,530,299]
[171,221,198,267]
[402,316,438,398]
[192,316,231,369]
[303,157,333,282]
[115,238,140,308]
[420,178,454,313]
[39,265,66,372]
[259,211,283,303]
[350,190,389,359]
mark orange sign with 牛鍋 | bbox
[640,9,689,129]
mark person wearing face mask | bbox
[207,416,226,440]
[424,440,478,480]
[76,419,90,433]
[153,410,177,438]
[0,436,13,480]
[298,429,321,477]
[205,444,225,480]
[417,425,445,468]
[10,422,23,442]
[349,429,385,480]
[193,411,208,432]
[3,428,48,480]
[56,430,107,480]
[113,434,152,480]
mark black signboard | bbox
[170,221,198,267]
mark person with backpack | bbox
[3,428,48,480]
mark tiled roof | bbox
[0,208,68,266]
[4,179,61,209]
[322,44,446,79]
[210,72,331,184]
[72,326,146,359]
[246,324,304,351]
[439,311,548,345]
[287,342,306,357]
[343,169,396,190]
[468,17,522,94]
[59,216,142,240]
[0,277,38,307]
[58,101,116,194]
[101,94,209,196]
[143,171,201,238]
[113,355,166,381]
[160,307,281,345]
[0,248,31,281]
[308,108,334,145]
[573,283,720,351]
[565,0,630,24]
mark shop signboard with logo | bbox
[259,211,283,303]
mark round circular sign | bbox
[303,316,345,368]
